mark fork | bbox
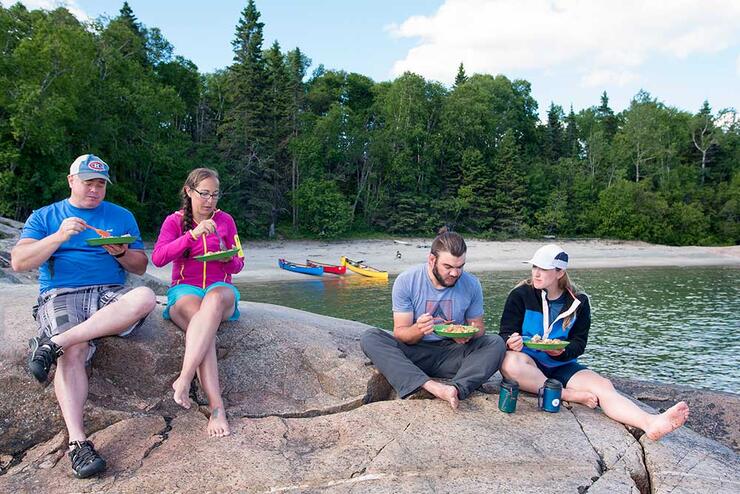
[84,224,111,237]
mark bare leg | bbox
[567,370,689,440]
[168,287,234,434]
[422,380,459,410]
[198,344,230,437]
[50,287,156,348]
[169,295,202,409]
[501,351,598,408]
[171,304,229,435]
[54,342,91,443]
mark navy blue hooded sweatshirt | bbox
[499,283,591,367]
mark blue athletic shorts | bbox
[534,359,588,387]
[163,282,241,321]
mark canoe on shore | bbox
[306,259,346,275]
[278,258,323,276]
[340,256,388,280]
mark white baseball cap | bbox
[525,244,569,270]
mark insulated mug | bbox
[498,378,519,413]
[537,378,562,413]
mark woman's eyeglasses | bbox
[190,188,220,200]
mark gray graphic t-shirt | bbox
[392,264,484,342]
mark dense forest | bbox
[1,1,738,244]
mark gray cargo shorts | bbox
[33,284,145,365]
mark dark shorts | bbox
[33,284,145,365]
[534,360,588,387]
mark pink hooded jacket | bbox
[152,210,244,288]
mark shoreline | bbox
[144,238,740,284]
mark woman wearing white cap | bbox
[498,244,689,440]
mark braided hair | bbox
[181,167,220,258]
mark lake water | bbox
[236,266,739,394]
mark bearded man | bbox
[360,228,505,408]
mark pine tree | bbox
[264,40,292,236]
[491,131,526,234]
[596,91,618,140]
[286,47,310,226]
[564,105,580,158]
[544,103,565,162]
[219,0,272,234]
[116,1,148,66]
[458,148,495,231]
[454,62,467,87]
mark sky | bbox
[3,0,740,119]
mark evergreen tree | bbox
[544,103,565,162]
[115,1,148,66]
[491,131,526,234]
[596,91,618,140]
[564,105,580,158]
[264,40,292,236]
[454,62,467,87]
[219,0,272,234]
[458,148,495,232]
[285,47,310,226]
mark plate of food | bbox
[193,247,240,262]
[433,324,479,338]
[85,234,137,246]
[523,335,570,350]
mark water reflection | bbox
[237,266,740,393]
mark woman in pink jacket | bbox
[152,168,244,437]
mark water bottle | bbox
[498,378,519,413]
[538,378,562,413]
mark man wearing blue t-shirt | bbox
[361,230,505,409]
[11,154,156,479]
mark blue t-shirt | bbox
[20,199,145,293]
[547,292,567,327]
[392,263,484,342]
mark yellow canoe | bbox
[340,256,389,280]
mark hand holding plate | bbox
[543,348,565,357]
[102,243,128,258]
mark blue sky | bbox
[4,0,740,118]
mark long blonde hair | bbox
[516,270,580,329]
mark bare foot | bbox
[644,401,689,441]
[172,377,191,409]
[422,380,459,410]
[207,406,231,438]
[563,388,599,409]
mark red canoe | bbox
[306,259,346,275]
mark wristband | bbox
[113,251,126,259]
[189,230,198,240]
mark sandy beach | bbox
[145,238,740,284]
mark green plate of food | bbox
[433,324,479,338]
[523,336,570,350]
[193,248,240,262]
[85,235,138,246]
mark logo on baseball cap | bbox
[69,154,111,183]
[525,244,569,270]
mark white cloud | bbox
[0,0,89,21]
[737,53,740,77]
[390,0,740,85]
[580,69,638,88]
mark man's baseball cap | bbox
[69,154,111,183]
[525,244,569,270]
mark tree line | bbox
[1,1,737,245]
